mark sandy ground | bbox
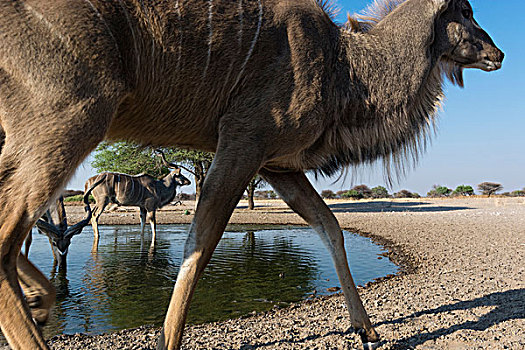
[5,197,525,349]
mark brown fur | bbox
[0,0,503,349]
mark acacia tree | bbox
[427,185,452,198]
[246,176,265,210]
[477,182,503,197]
[453,185,474,196]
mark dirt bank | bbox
[9,198,525,349]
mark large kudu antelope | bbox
[86,153,190,251]
[0,0,503,349]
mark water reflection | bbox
[21,225,398,339]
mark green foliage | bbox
[453,185,474,196]
[342,189,363,200]
[92,142,167,177]
[63,195,95,203]
[163,148,214,171]
[510,189,525,197]
[336,190,348,198]
[427,185,451,198]
[371,186,390,199]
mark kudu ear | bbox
[432,0,452,11]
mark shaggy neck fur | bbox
[309,0,460,181]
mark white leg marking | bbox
[82,0,121,58]
[116,174,120,202]
[233,0,263,88]
[203,0,214,78]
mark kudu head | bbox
[155,149,191,186]
[35,176,106,269]
[433,0,504,82]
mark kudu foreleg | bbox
[158,141,263,350]
[259,169,380,347]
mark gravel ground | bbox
[4,197,525,349]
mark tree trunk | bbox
[247,180,256,210]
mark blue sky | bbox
[69,0,524,196]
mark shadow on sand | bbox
[328,201,472,213]
[380,288,525,349]
[239,288,524,349]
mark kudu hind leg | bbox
[259,169,380,346]
[158,141,263,349]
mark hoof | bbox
[357,328,381,350]
[362,341,380,350]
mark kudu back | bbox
[0,0,502,349]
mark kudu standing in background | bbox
[32,176,106,270]
[0,0,503,349]
[86,152,190,251]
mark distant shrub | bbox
[342,190,363,200]
[511,190,525,197]
[427,185,451,198]
[336,190,348,198]
[63,194,94,203]
[394,189,418,198]
[371,186,390,199]
[351,184,372,198]
[453,185,474,196]
[321,190,336,199]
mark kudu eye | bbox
[461,9,472,19]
